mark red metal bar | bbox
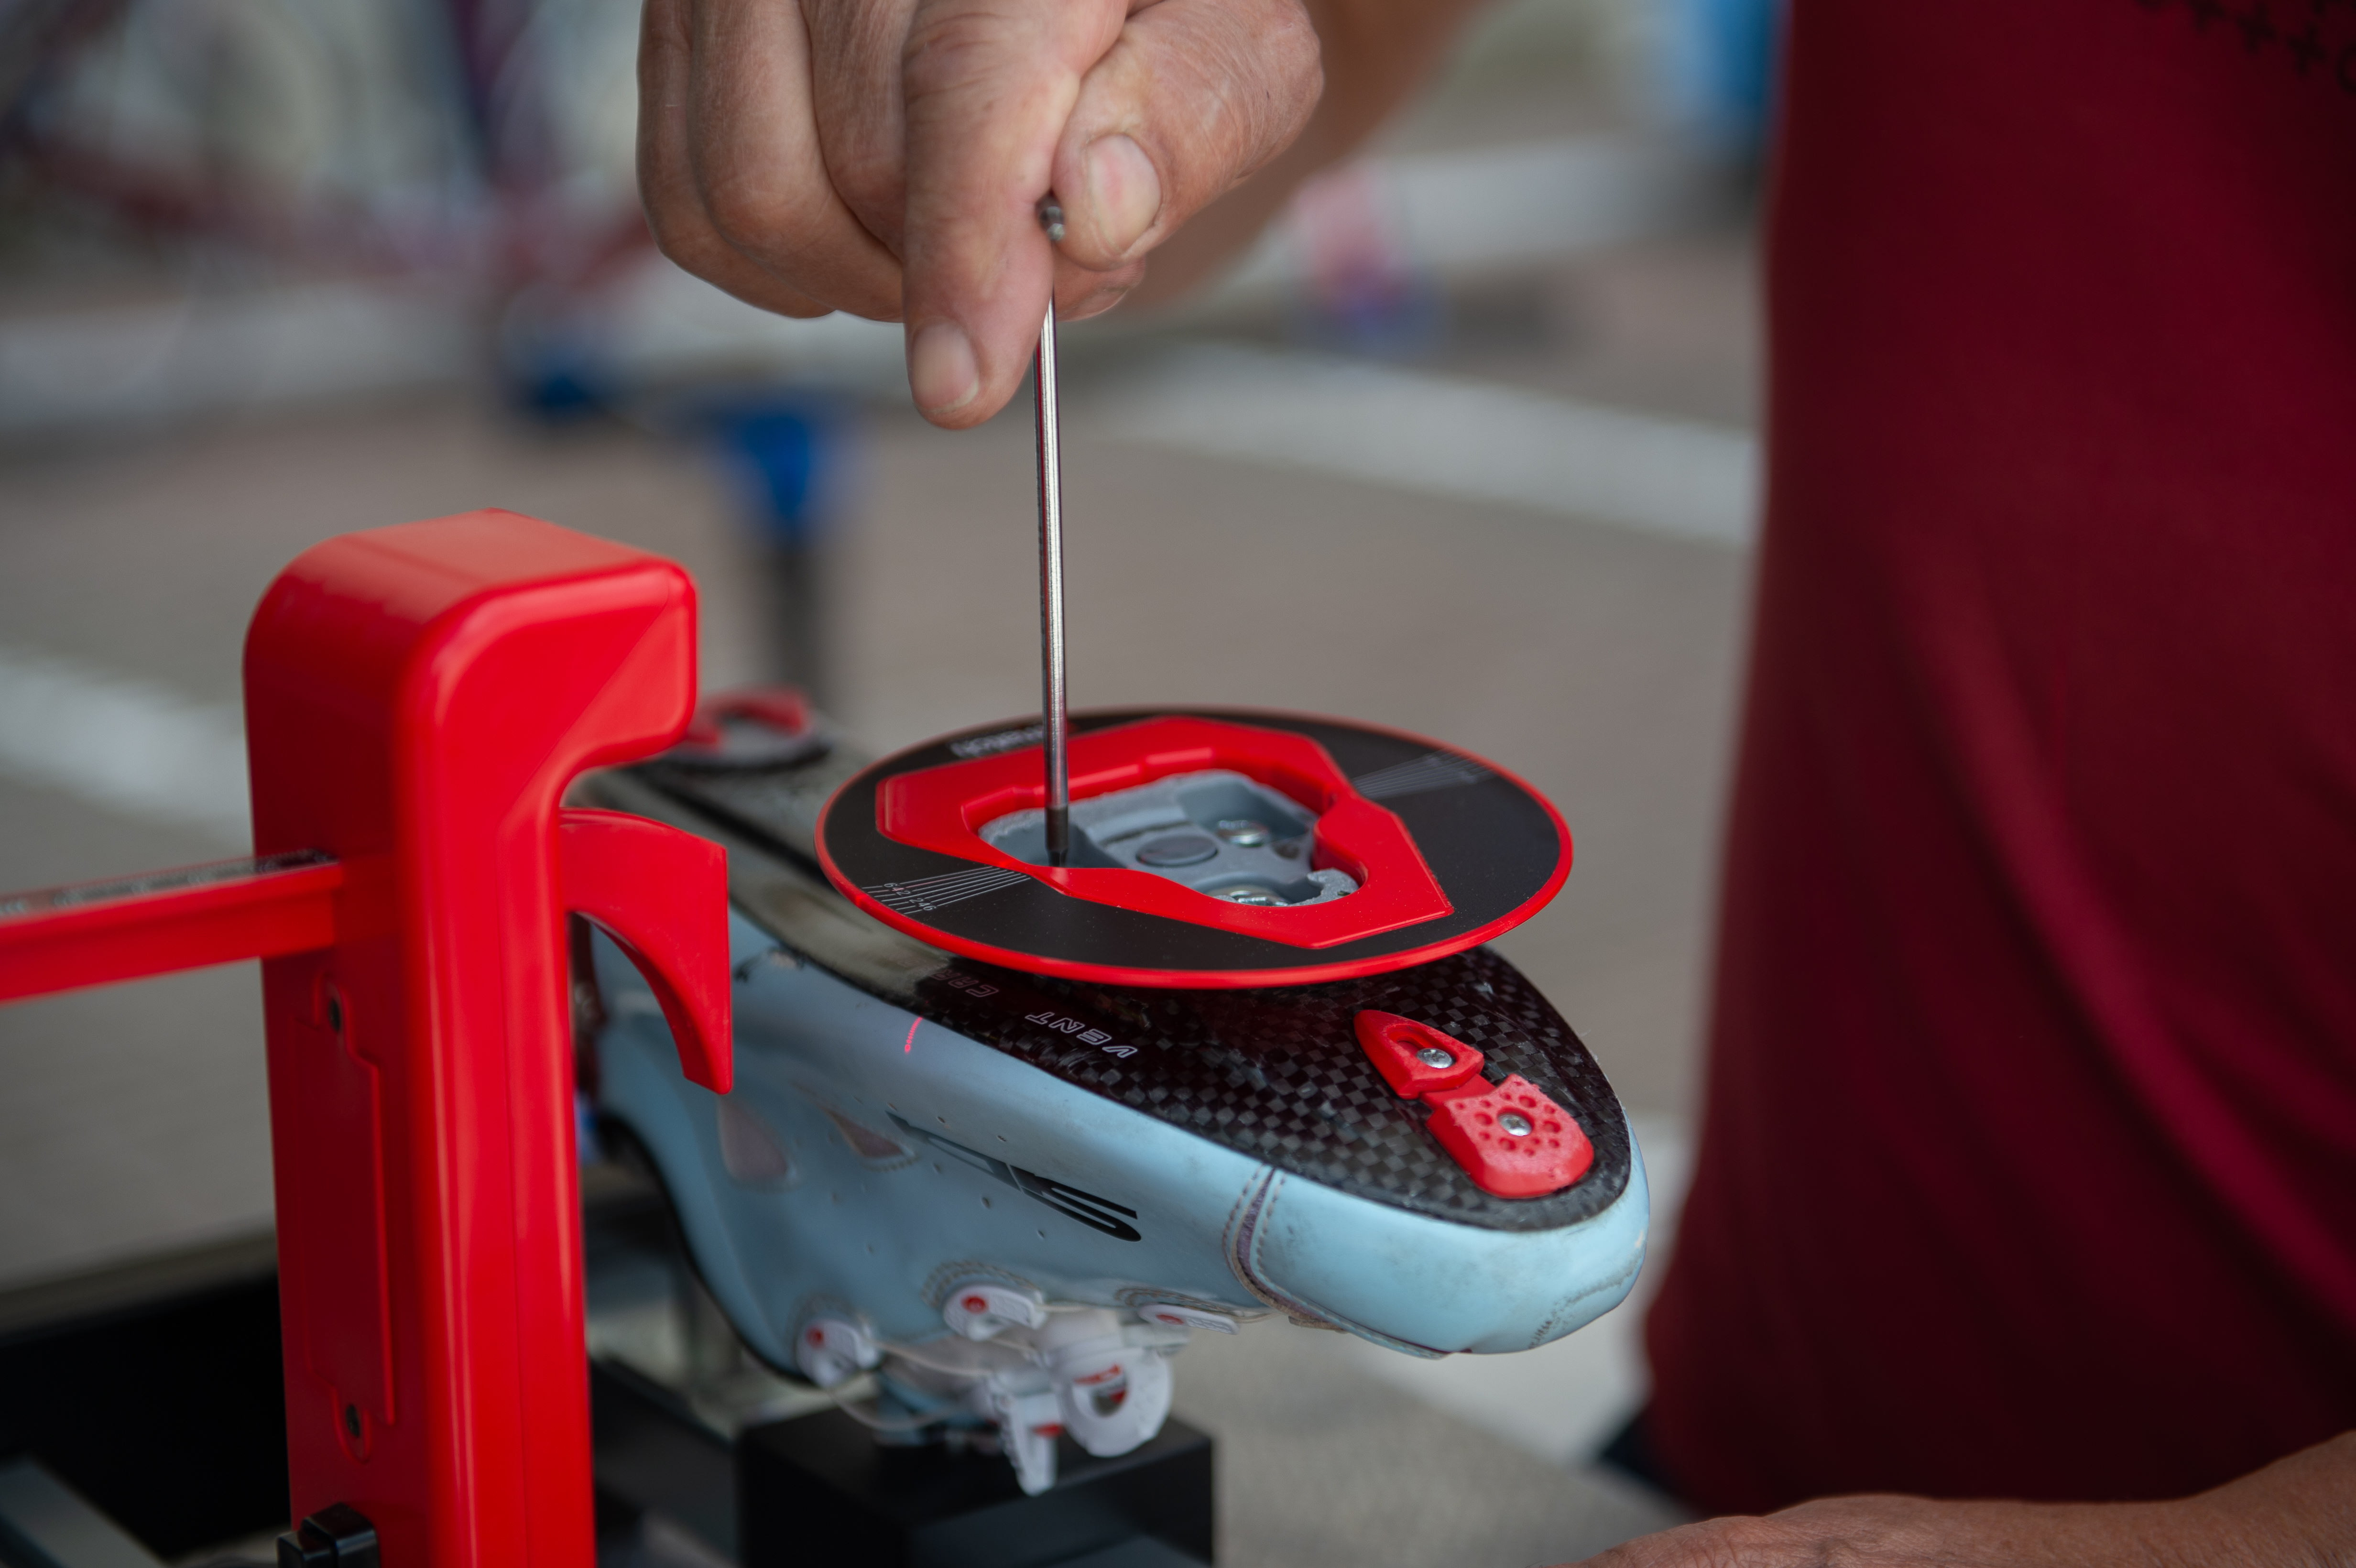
[0,851,340,1003]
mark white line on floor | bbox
[0,649,249,846]
[1089,345,1760,547]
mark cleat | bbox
[795,1315,882,1388]
[943,1280,1050,1340]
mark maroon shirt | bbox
[1644,0,2356,1513]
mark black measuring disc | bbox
[816,708,1570,989]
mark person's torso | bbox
[1645,0,2356,1512]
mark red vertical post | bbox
[244,511,720,1568]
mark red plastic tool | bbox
[871,715,1453,946]
[0,510,734,1568]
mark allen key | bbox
[1036,198,1071,866]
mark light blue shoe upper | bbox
[595,907,1647,1369]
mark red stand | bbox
[0,510,735,1568]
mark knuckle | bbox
[826,157,904,238]
[1239,11,1322,151]
[1265,2,1321,90]
[1128,4,1321,189]
[698,177,784,256]
[646,221,697,273]
[644,204,721,273]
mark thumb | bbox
[1051,0,1322,273]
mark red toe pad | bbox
[1423,1074,1594,1198]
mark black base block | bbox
[0,1238,287,1561]
[738,1409,1212,1568]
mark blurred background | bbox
[0,0,1775,1560]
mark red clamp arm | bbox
[560,809,731,1094]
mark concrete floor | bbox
[1177,1319,1687,1568]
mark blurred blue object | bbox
[1288,271,1446,361]
[710,398,850,549]
[495,282,629,422]
[1658,0,1784,156]
[1285,162,1445,360]
[692,393,860,699]
[501,337,616,422]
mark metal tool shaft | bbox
[1034,300,1070,867]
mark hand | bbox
[1558,1432,2356,1567]
[1561,1494,2189,1566]
[637,0,1321,427]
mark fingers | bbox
[685,0,909,319]
[897,0,1129,424]
[1042,0,1316,323]
[642,0,1320,424]
[797,0,1138,308]
[1052,0,1322,273]
[641,0,910,321]
[895,0,1320,426]
[803,0,924,254]
[640,0,835,317]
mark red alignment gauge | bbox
[816,708,1571,989]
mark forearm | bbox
[1127,0,1493,305]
